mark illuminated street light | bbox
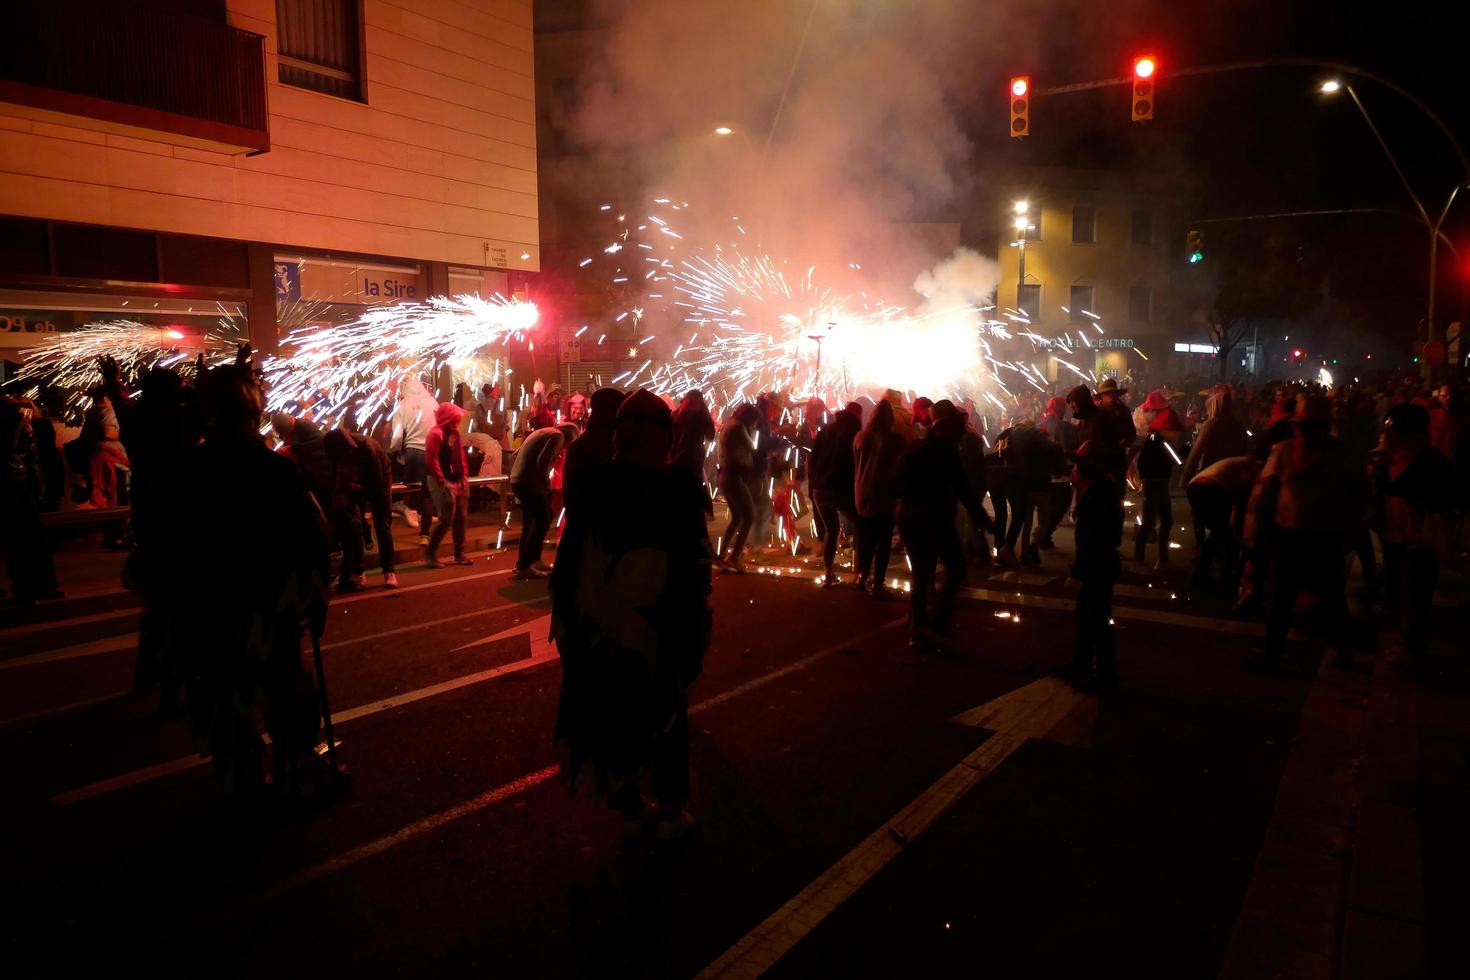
[1014,200,1029,215]
[713,126,734,136]
[1319,79,1342,94]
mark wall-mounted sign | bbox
[0,310,75,349]
[1096,337,1134,349]
[560,336,581,363]
[276,255,423,307]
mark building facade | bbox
[987,166,1190,381]
[0,0,538,375]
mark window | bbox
[1131,209,1154,245]
[1018,283,1041,321]
[276,0,363,100]
[1129,285,1153,323]
[1071,205,1096,244]
[1068,285,1094,322]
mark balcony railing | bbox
[0,0,268,153]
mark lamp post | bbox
[1320,79,1468,351]
[1012,200,1034,316]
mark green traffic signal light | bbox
[1188,251,1204,264]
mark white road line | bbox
[0,557,515,641]
[227,624,902,909]
[0,634,136,671]
[0,691,133,729]
[449,612,553,653]
[960,586,1279,638]
[51,640,559,807]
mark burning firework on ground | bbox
[14,319,236,415]
[261,293,538,429]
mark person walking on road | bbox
[552,389,712,841]
[1242,395,1368,673]
[510,422,577,579]
[1132,390,1184,569]
[716,403,760,573]
[1066,384,1133,484]
[424,402,474,569]
[895,401,991,660]
[669,388,716,484]
[1057,439,1125,692]
[1185,454,1262,593]
[563,387,625,502]
[1035,396,1079,550]
[853,398,905,598]
[325,426,398,589]
[1,395,62,603]
[808,402,863,587]
[391,376,439,542]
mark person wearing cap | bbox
[1375,402,1453,668]
[1065,384,1132,485]
[390,375,439,540]
[423,402,475,569]
[809,402,863,586]
[509,421,579,580]
[551,388,711,841]
[1056,439,1124,692]
[1094,377,1137,452]
[1242,395,1368,672]
[894,400,992,659]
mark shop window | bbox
[1068,285,1094,322]
[1129,285,1153,323]
[1072,205,1096,244]
[1018,283,1041,321]
[276,0,364,101]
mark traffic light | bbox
[1131,56,1156,121]
[1010,76,1030,138]
[1186,229,1204,264]
[1291,348,1306,362]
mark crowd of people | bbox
[2,352,1465,836]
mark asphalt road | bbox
[0,525,1326,978]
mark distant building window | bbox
[1069,285,1094,322]
[1018,283,1042,321]
[1131,209,1154,245]
[1072,205,1096,244]
[276,0,363,101]
[1129,285,1153,323]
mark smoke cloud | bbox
[566,0,1011,303]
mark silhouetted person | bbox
[1,396,61,603]
[552,389,712,841]
[809,402,862,586]
[716,403,759,573]
[563,387,625,502]
[1242,396,1367,673]
[1057,439,1124,692]
[895,401,991,660]
[184,360,331,799]
[391,375,438,539]
[670,389,716,485]
[325,426,397,589]
[853,399,905,598]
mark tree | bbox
[1183,228,1316,378]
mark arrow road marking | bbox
[695,675,1094,979]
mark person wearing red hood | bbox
[423,402,473,569]
[1035,396,1080,549]
[1132,390,1185,567]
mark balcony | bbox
[0,0,268,154]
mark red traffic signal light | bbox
[1131,56,1156,121]
[1291,348,1305,361]
[1010,76,1030,138]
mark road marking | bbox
[51,628,558,807]
[981,570,1057,587]
[0,691,133,729]
[0,634,136,671]
[217,622,906,911]
[449,612,553,653]
[959,585,1278,638]
[0,558,515,642]
[696,674,1091,979]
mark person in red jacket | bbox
[424,402,473,568]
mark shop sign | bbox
[1097,337,1134,349]
[0,310,76,348]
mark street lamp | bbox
[1012,201,1035,316]
[713,126,734,136]
[1320,78,1467,355]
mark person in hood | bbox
[551,388,711,841]
[853,398,905,598]
[1179,386,1249,483]
[424,402,474,569]
[1056,439,1124,692]
[808,402,863,586]
[509,421,578,579]
[911,397,934,440]
[747,393,786,551]
[1035,396,1080,550]
[391,376,439,538]
[564,387,625,503]
[278,416,334,521]
[669,388,716,485]
[895,401,992,659]
[717,403,760,572]
[883,388,919,444]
